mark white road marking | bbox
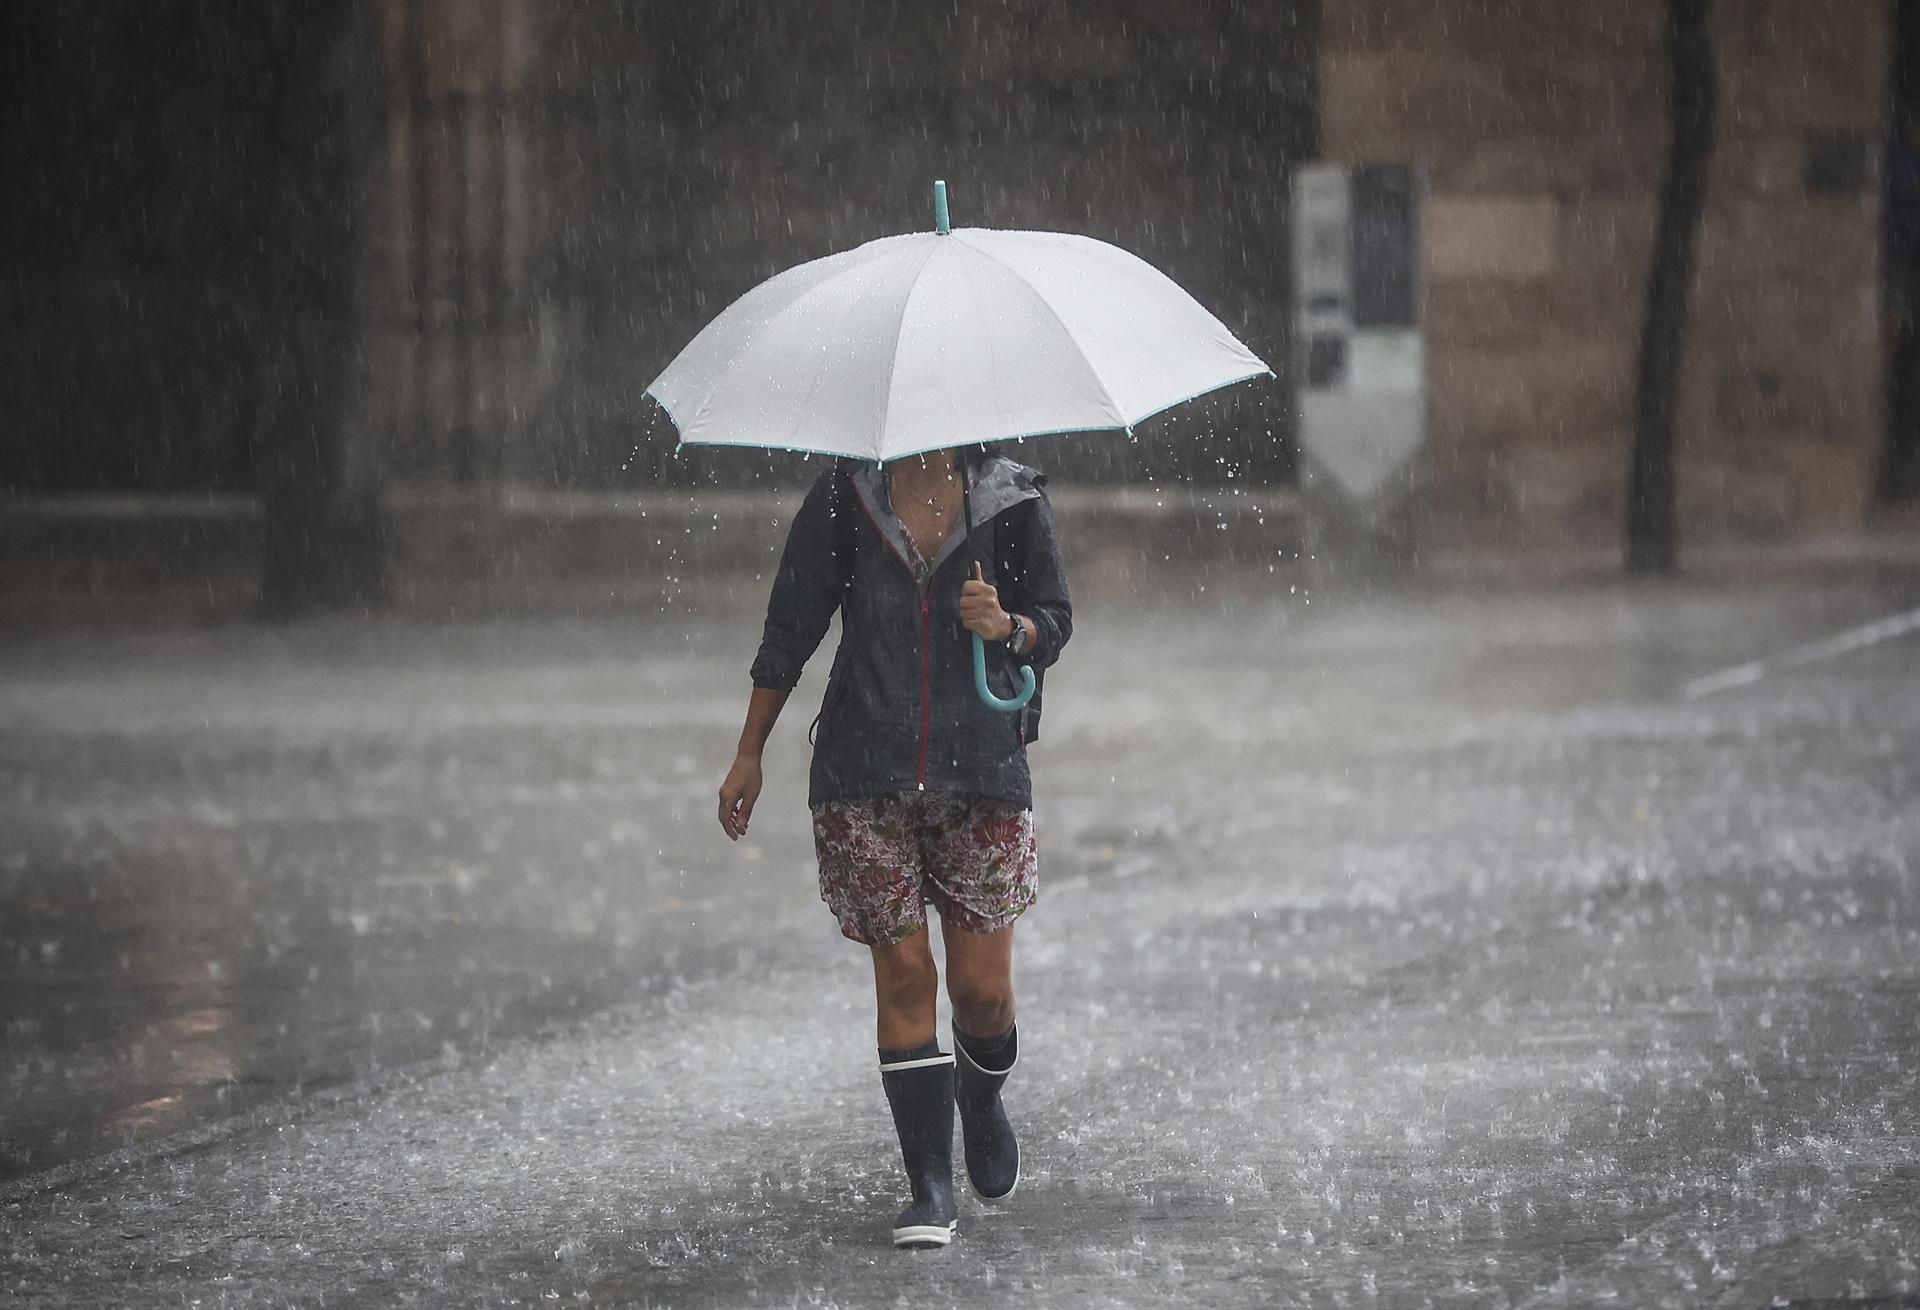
[1683,604,1920,700]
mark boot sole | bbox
[892,1221,958,1248]
[969,1178,1018,1204]
[968,1150,1021,1205]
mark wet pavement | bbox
[3,567,1919,1306]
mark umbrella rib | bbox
[948,234,1129,429]
[873,239,946,461]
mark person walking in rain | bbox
[717,443,1071,1249]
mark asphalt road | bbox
[3,568,1918,1306]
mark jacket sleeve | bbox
[1000,490,1072,670]
[750,469,845,691]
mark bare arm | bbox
[718,686,789,841]
[727,468,847,843]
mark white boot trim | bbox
[954,1037,1019,1078]
[878,1053,955,1073]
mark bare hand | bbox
[960,561,1015,641]
[718,753,763,841]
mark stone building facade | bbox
[359,0,1904,547]
[3,2,1905,624]
[352,0,1315,495]
[1321,0,1892,548]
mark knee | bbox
[947,972,1014,1035]
[873,943,938,1014]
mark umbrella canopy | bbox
[647,212,1269,462]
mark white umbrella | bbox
[646,182,1270,462]
[649,183,1271,713]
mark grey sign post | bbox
[1292,164,1426,511]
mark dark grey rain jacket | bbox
[750,456,1073,810]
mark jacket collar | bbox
[849,456,1044,577]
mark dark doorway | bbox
[1,5,288,494]
[0,4,368,507]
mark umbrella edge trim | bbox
[658,370,1277,463]
[1118,367,1277,434]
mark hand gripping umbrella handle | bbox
[972,632,1036,712]
[958,439,1033,713]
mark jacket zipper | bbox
[916,588,932,790]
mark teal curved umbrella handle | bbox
[972,632,1036,712]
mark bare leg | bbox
[872,927,955,1246]
[871,928,939,1050]
[942,919,1022,1201]
[942,919,1015,1039]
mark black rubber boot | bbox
[953,1022,1020,1202]
[879,1051,958,1248]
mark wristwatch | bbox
[1006,615,1031,658]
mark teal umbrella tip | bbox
[933,180,950,235]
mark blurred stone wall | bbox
[1320,0,1890,548]
[3,1,1317,623]
[356,0,1315,494]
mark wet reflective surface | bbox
[3,569,1918,1305]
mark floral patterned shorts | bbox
[811,792,1039,946]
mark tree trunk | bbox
[1880,0,1920,504]
[1625,0,1715,575]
